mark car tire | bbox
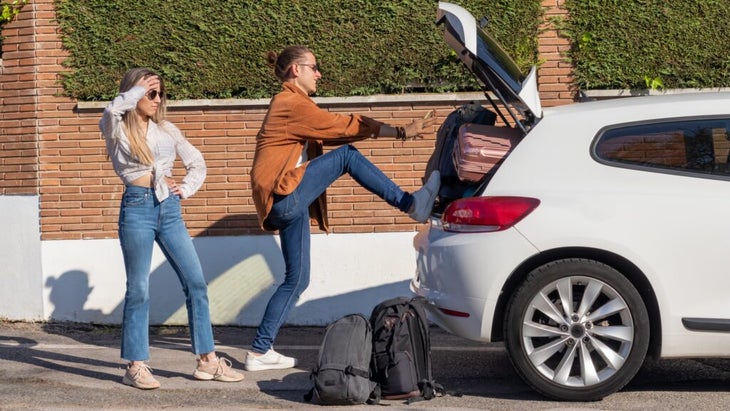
[504,258,649,401]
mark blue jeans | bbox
[118,186,215,361]
[251,145,413,353]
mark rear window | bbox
[594,118,730,177]
[475,27,524,92]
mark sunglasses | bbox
[145,89,164,100]
[299,63,320,73]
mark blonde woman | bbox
[100,68,243,389]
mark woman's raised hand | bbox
[136,74,160,94]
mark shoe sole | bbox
[122,375,160,389]
[192,370,244,382]
[243,361,297,371]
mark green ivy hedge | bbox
[54,0,542,100]
[0,0,27,49]
[563,0,730,90]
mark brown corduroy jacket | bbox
[250,83,383,232]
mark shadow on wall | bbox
[44,214,414,327]
[46,270,104,322]
[107,219,285,327]
[291,280,413,326]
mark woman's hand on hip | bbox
[166,176,182,196]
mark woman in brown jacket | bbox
[245,46,440,371]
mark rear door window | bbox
[594,118,730,178]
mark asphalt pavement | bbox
[4,321,730,410]
[0,321,500,410]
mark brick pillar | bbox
[2,0,86,239]
[0,0,39,195]
[538,0,576,106]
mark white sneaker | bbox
[244,349,297,371]
[408,170,441,223]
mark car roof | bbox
[545,92,730,120]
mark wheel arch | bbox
[490,247,661,359]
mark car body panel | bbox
[489,94,730,357]
[413,92,730,357]
[420,3,730,399]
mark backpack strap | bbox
[317,363,370,380]
[344,365,370,380]
[385,303,410,369]
[366,384,382,405]
[403,380,448,404]
[304,388,315,402]
[409,297,434,381]
[304,368,317,402]
[420,379,445,399]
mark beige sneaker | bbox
[122,363,160,390]
[244,349,297,371]
[193,357,244,382]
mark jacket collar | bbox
[282,82,313,100]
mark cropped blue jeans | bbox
[251,144,413,353]
[118,186,215,361]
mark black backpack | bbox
[370,296,444,402]
[304,313,379,405]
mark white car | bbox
[412,2,730,401]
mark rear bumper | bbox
[410,222,539,342]
[410,279,494,342]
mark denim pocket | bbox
[271,191,298,219]
[163,193,182,214]
[122,191,147,207]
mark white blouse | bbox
[99,86,206,201]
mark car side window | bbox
[594,119,730,176]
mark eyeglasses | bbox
[145,89,164,100]
[298,63,320,73]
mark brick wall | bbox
[0,0,41,195]
[1,0,576,241]
[539,0,574,106]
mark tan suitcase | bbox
[452,123,523,182]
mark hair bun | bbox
[266,51,278,67]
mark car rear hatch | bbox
[436,1,542,132]
[426,2,544,216]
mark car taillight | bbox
[441,196,540,233]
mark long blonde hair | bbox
[118,68,167,165]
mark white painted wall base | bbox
[39,232,418,326]
[0,195,44,321]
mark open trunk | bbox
[427,2,544,215]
